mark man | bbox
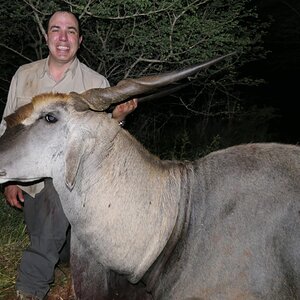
[0,11,137,299]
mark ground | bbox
[1,264,73,300]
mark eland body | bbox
[0,56,300,299]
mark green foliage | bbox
[0,0,268,79]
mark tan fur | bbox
[5,92,70,128]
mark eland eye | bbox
[45,114,57,123]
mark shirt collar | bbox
[38,58,49,79]
[68,57,79,79]
[39,56,79,79]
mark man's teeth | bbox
[57,46,69,50]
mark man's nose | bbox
[59,31,67,41]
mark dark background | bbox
[253,0,299,144]
[0,1,298,146]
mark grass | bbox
[0,193,28,299]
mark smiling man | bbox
[0,11,137,299]
[46,11,83,80]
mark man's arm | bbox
[3,185,24,209]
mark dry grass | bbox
[0,194,73,299]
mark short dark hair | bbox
[44,11,82,36]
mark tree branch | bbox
[0,43,32,62]
[23,0,47,37]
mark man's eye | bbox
[45,114,57,123]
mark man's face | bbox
[45,12,82,64]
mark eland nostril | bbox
[0,169,6,176]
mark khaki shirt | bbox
[0,56,110,196]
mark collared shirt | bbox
[0,56,110,196]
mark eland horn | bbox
[76,52,235,111]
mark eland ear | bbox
[65,134,86,190]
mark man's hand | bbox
[4,185,24,209]
[112,99,138,122]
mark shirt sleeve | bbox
[0,73,18,137]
